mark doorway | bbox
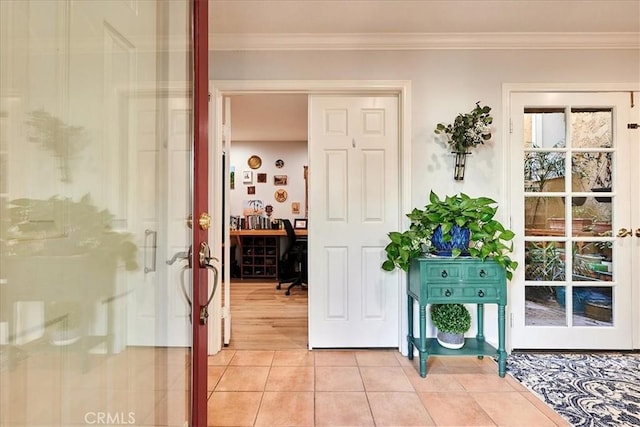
[224,93,310,350]
[508,90,638,350]
[209,80,412,354]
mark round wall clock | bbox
[274,189,288,202]
[248,155,262,169]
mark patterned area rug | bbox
[506,352,640,427]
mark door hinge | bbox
[510,312,514,328]
[509,119,513,134]
[221,306,230,319]
[208,92,211,102]
[628,123,638,129]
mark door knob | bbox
[636,228,640,238]
[198,212,211,230]
[617,228,632,237]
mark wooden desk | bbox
[229,229,307,279]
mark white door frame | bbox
[208,80,412,354]
[502,83,640,351]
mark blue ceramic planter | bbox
[432,225,470,256]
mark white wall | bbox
[229,140,308,225]
[211,49,639,208]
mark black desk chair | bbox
[277,219,308,295]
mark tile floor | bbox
[207,349,570,427]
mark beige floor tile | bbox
[229,350,275,366]
[314,350,358,366]
[254,391,314,426]
[520,392,572,426]
[403,367,466,392]
[208,350,236,366]
[208,366,226,391]
[273,350,315,366]
[360,366,414,391]
[454,373,519,392]
[315,366,364,391]
[215,366,270,391]
[355,350,401,366]
[367,391,435,426]
[503,373,531,392]
[394,350,415,367]
[315,392,374,426]
[472,391,557,426]
[207,391,262,426]
[419,391,496,426]
[265,366,315,391]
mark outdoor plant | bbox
[430,303,471,335]
[434,102,493,154]
[381,191,518,279]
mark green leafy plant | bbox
[430,303,471,334]
[434,102,493,153]
[381,191,518,279]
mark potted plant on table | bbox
[430,303,471,349]
[381,191,518,280]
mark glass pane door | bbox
[0,1,194,425]
[511,92,633,349]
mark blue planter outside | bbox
[432,225,470,256]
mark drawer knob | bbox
[445,289,452,297]
[478,289,485,297]
[479,269,487,278]
[441,270,448,278]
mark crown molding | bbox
[210,32,640,51]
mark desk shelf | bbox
[241,236,278,279]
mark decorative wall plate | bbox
[275,159,284,168]
[248,155,262,169]
[274,189,288,202]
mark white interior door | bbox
[308,95,400,348]
[128,93,192,347]
[510,91,634,349]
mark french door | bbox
[509,91,635,349]
[0,1,210,425]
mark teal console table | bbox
[407,256,507,377]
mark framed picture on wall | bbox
[257,173,267,183]
[242,170,253,184]
[294,218,307,230]
[274,175,287,185]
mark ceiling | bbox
[210,1,640,35]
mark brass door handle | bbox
[617,228,632,237]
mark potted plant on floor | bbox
[430,303,471,349]
[381,191,518,280]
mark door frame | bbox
[502,83,640,351]
[209,80,412,354]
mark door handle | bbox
[198,241,219,325]
[636,228,640,238]
[617,228,632,238]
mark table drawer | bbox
[425,263,503,282]
[428,285,501,303]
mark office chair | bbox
[276,219,308,295]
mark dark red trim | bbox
[192,0,209,425]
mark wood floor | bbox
[225,280,308,350]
